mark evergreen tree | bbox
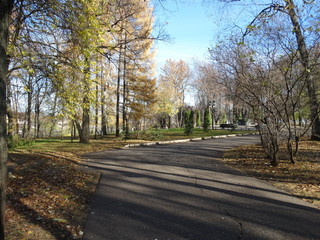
[196,110,201,127]
[184,110,194,135]
[203,108,212,132]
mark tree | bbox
[46,0,109,143]
[184,109,194,135]
[124,2,157,132]
[221,0,320,140]
[157,59,191,127]
[203,107,212,132]
[196,109,201,127]
[0,1,13,238]
[105,0,159,136]
[193,61,231,125]
[209,14,315,165]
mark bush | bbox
[203,108,212,132]
[184,110,194,135]
[129,129,163,141]
[8,135,34,149]
[196,110,201,127]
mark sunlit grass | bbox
[10,128,255,155]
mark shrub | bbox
[8,135,34,149]
[203,108,212,132]
[129,129,163,141]
[196,110,201,127]
[184,110,194,135]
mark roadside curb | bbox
[123,133,258,148]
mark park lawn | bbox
[223,140,320,209]
[5,128,255,239]
[127,128,254,141]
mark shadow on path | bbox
[83,135,320,240]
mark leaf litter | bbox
[224,140,320,209]
[5,151,100,240]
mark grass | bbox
[223,140,320,209]
[134,128,252,141]
[10,128,252,155]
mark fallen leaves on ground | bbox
[5,151,100,240]
[224,140,320,208]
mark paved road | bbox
[82,135,320,240]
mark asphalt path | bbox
[82,135,320,240]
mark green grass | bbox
[138,128,253,140]
[10,128,256,155]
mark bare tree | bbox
[210,15,315,165]
[193,61,233,126]
[219,0,320,139]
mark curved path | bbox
[83,135,320,240]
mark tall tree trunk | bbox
[94,83,99,139]
[26,76,32,138]
[80,99,90,143]
[71,120,74,143]
[34,93,40,138]
[6,77,13,138]
[80,58,91,143]
[122,37,128,137]
[49,94,58,137]
[14,97,19,135]
[125,77,129,136]
[0,1,13,239]
[211,111,214,130]
[115,45,122,137]
[22,117,26,138]
[100,72,107,136]
[286,0,320,140]
[60,117,64,140]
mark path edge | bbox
[123,133,259,148]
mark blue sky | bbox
[152,0,268,71]
[151,0,266,104]
[154,1,216,68]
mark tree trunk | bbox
[34,94,40,138]
[26,76,32,138]
[0,1,13,239]
[101,78,107,136]
[60,117,64,140]
[286,0,320,140]
[79,58,91,143]
[71,120,74,143]
[75,120,82,141]
[94,84,99,139]
[14,99,19,135]
[211,111,214,130]
[80,103,90,143]
[48,94,58,137]
[6,77,13,138]
[122,39,128,137]
[115,45,122,137]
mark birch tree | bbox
[157,59,191,127]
